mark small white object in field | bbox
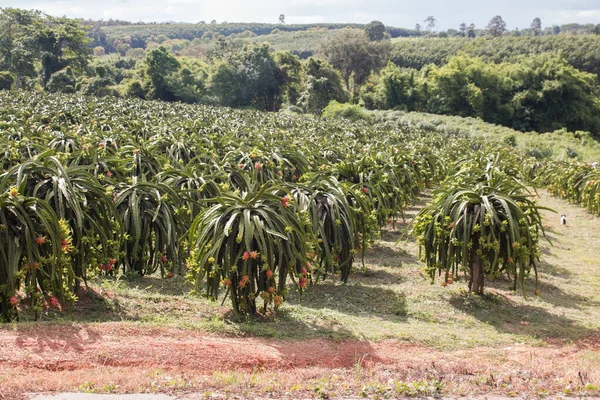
[592,162,598,169]
[561,215,567,225]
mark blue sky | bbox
[2,0,600,30]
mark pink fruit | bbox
[48,296,59,307]
[299,277,307,289]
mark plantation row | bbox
[541,161,600,215]
[1,93,599,322]
[0,92,451,320]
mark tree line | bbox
[391,35,600,80]
[361,54,600,136]
[91,21,418,54]
[2,9,600,138]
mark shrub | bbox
[321,101,368,122]
[413,153,546,294]
[188,181,313,314]
[0,71,14,91]
[46,69,77,94]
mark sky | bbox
[2,0,600,30]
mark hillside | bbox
[93,22,417,53]
[368,109,600,162]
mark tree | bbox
[274,51,303,105]
[531,17,542,36]
[486,15,507,37]
[359,61,423,110]
[35,15,92,86]
[46,68,77,93]
[415,23,422,34]
[459,23,467,37]
[467,24,476,38]
[509,54,600,134]
[365,21,386,41]
[318,29,390,94]
[125,80,146,99]
[298,58,349,114]
[424,16,436,32]
[426,55,513,123]
[146,46,180,101]
[0,9,41,88]
[209,44,282,110]
[279,14,285,24]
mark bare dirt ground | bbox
[1,323,600,399]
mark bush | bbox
[82,77,116,97]
[322,101,368,122]
[123,80,145,99]
[0,71,14,91]
[46,69,77,94]
[503,134,517,147]
[298,58,349,114]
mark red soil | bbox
[1,324,599,399]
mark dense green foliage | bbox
[2,90,599,320]
[361,54,600,135]
[390,35,600,79]
[0,8,91,89]
[4,9,600,137]
[3,9,600,321]
[298,58,349,114]
[541,162,600,216]
[317,29,390,94]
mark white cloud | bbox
[2,0,600,29]
[546,8,600,25]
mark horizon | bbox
[2,1,599,31]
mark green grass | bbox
[16,190,600,350]
[370,109,600,162]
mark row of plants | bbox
[540,161,600,215]
[0,91,452,320]
[2,91,597,321]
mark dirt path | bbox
[2,191,600,399]
[2,323,600,399]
